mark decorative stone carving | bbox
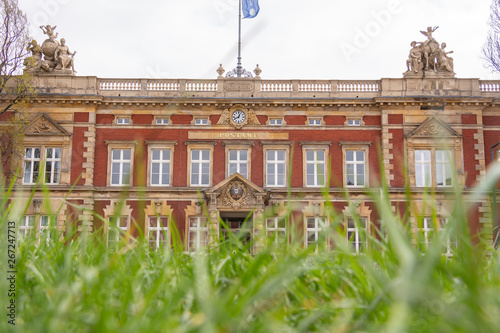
[408,116,460,138]
[404,26,454,77]
[33,199,42,213]
[216,104,261,129]
[23,25,76,75]
[253,64,262,77]
[25,114,70,136]
[219,180,253,210]
[216,64,225,77]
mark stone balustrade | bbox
[25,76,500,99]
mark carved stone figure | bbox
[404,26,455,77]
[406,41,423,73]
[23,24,76,75]
[23,39,42,70]
[40,24,58,41]
[436,42,454,73]
[55,38,76,72]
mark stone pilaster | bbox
[79,197,95,234]
[82,124,96,186]
[381,113,395,184]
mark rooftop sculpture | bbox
[24,25,76,75]
[404,26,454,77]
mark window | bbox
[110,149,132,186]
[148,216,169,250]
[266,150,286,187]
[305,150,326,187]
[308,118,322,126]
[346,217,367,254]
[418,217,457,255]
[23,147,62,185]
[348,119,360,126]
[107,216,128,247]
[415,149,452,187]
[266,217,287,244]
[155,117,169,125]
[188,217,208,252]
[341,142,370,188]
[194,118,208,125]
[190,149,210,186]
[116,117,130,125]
[345,150,365,187]
[19,215,56,244]
[228,150,248,178]
[306,217,326,249]
[150,149,171,186]
[19,215,35,237]
[269,118,283,126]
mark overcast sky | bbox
[19,0,499,80]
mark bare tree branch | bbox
[483,0,500,73]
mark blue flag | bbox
[242,0,259,19]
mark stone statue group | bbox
[24,25,76,75]
[405,26,454,75]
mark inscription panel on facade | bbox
[188,131,289,140]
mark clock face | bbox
[232,110,246,124]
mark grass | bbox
[1,170,500,332]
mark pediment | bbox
[206,173,268,210]
[408,116,460,138]
[25,113,70,136]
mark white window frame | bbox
[347,119,361,126]
[340,142,370,188]
[105,141,137,187]
[146,141,176,187]
[189,148,211,187]
[107,215,129,247]
[147,216,169,250]
[304,148,327,187]
[188,216,208,253]
[265,149,287,187]
[305,217,326,250]
[268,118,283,126]
[414,149,453,188]
[154,117,170,125]
[22,147,62,185]
[19,215,35,238]
[194,118,209,126]
[150,149,171,186]
[115,116,131,125]
[345,150,366,187]
[346,217,367,254]
[19,215,56,245]
[110,149,132,186]
[307,118,322,126]
[228,149,249,178]
[266,217,287,244]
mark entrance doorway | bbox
[220,211,253,246]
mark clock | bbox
[232,110,246,124]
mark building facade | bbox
[3,71,500,252]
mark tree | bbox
[483,0,500,73]
[0,0,33,182]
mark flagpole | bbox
[237,0,242,77]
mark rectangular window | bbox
[348,119,361,126]
[188,217,208,252]
[155,118,169,125]
[111,149,131,186]
[45,148,61,184]
[39,215,56,244]
[306,217,325,249]
[107,216,128,247]
[266,217,287,244]
[194,118,208,125]
[190,149,210,186]
[415,150,432,187]
[346,150,365,187]
[19,215,35,237]
[308,118,321,126]
[436,150,453,187]
[346,217,367,254]
[269,118,283,126]
[148,216,169,250]
[116,117,130,125]
[150,149,171,186]
[418,217,435,251]
[305,150,326,187]
[440,218,457,256]
[266,150,286,187]
[228,150,248,178]
[23,148,40,184]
